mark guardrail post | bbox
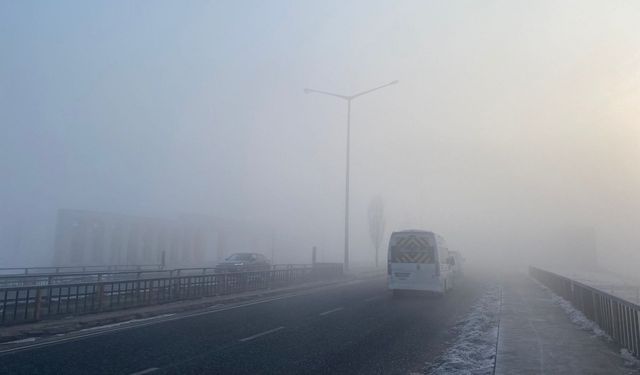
[241,273,247,292]
[97,283,105,311]
[175,277,181,299]
[592,292,599,324]
[34,288,43,321]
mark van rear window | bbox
[389,236,435,263]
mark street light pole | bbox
[304,80,398,272]
[345,98,351,271]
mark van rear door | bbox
[388,232,441,292]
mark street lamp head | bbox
[390,80,399,85]
[304,88,312,94]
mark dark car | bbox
[214,253,271,273]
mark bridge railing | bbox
[0,264,163,276]
[0,263,343,326]
[530,266,640,359]
[0,264,318,288]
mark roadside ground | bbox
[495,273,637,374]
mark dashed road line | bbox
[363,295,384,302]
[0,290,328,355]
[319,307,344,316]
[0,276,381,356]
[239,326,285,342]
[129,367,159,375]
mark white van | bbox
[387,230,454,295]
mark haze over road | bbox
[0,274,491,375]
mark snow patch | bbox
[549,292,609,339]
[533,277,640,371]
[532,278,610,340]
[620,349,640,368]
[424,285,501,375]
[5,337,37,344]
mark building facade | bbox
[53,209,272,267]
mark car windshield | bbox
[226,254,253,262]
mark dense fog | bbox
[2,1,640,276]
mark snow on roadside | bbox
[3,337,37,345]
[531,278,610,340]
[621,349,640,368]
[424,285,501,375]
[532,277,640,371]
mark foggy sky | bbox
[2,1,640,273]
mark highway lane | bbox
[0,272,491,375]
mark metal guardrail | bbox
[0,264,315,288]
[0,264,343,326]
[0,264,163,276]
[530,266,640,359]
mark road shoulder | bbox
[495,274,632,374]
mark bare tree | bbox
[368,196,386,268]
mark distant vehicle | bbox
[214,253,271,273]
[387,230,454,296]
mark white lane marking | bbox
[129,368,159,375]
[80,314,175,332]
[363,295,384,302]
[319,307,344,316]
[0,292,314,354]
[0,277,379,355]
[238,326,285,342]
[0,295,295,355]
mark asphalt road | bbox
[0,273,491,375]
